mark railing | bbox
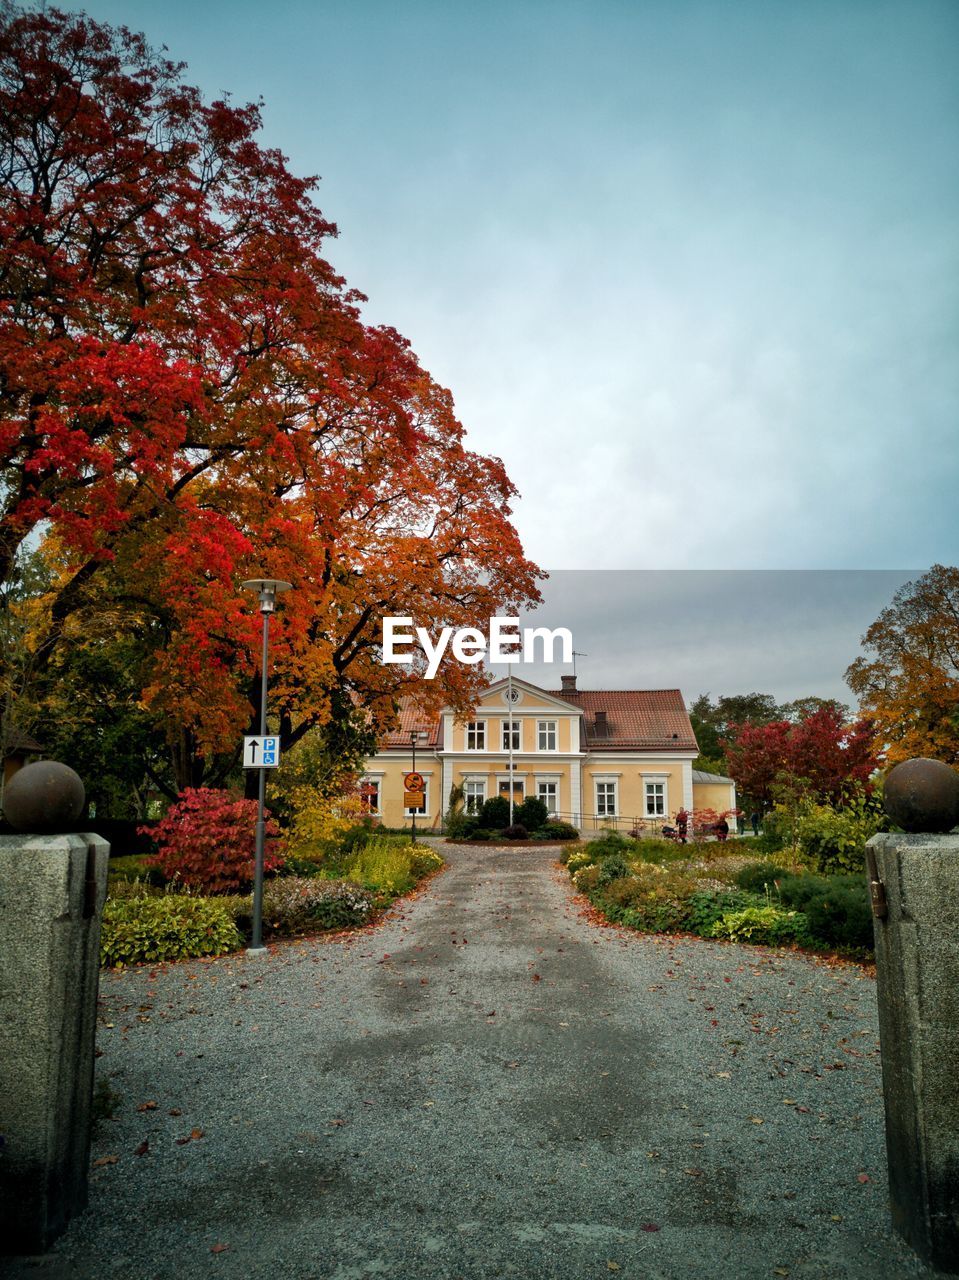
[547,810,671,837]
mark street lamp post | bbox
[410,729,427,843]
[241,578,292,954]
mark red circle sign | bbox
[404,771,425,792]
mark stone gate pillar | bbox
[0,831,109,1254]
[867,757,959,1273]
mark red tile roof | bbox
[380,702,443,749]
[548,688,698,751]
[377,687,697,753]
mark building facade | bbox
[361,674,736,832]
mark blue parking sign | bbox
[243,735,281,769]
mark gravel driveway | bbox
[11,841,949,1280]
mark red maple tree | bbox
[1,7,541,790]
[723,706,878,808]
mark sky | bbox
[62,0,958,701]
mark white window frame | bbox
[405,779,430,818]
[502,719,521,751]
[537,719,558,752]
[359,777,381,816]
[465,719,486,751]
[463,779,486,814]
[537,780,558,814]
[644,779,667,818]
[596,779,618,818]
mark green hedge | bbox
[100,895,241,967]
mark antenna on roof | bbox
[572,651,588,679]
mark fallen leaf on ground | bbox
[857,1173,871,1184]
[92,1155,119,1167]
[210,1243,229,1254]
[640,1224,660,1232]
[136,1101,157,1112]
[134,1140,149,1157]
[749,1116,765,1125]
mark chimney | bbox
[594,710,608,736]
[561,674,577,693]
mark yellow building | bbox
[360,675,737,833]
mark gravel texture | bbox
[8,841,951,1280]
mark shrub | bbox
[410,845,445,877]
[801,877,874,950]
[590,831,635,859]
[501,824,528,840]
[634,838,689,864]
[339,820,379,855]
[566,849,595,876]
[596,853,630,886]
[105,875,164,901]
[107,854,150,881]
[344,837,416,895]
[795,796,885,875]
[277,854,327,878]
[542,820,579,841]
[480,795,511,829]
[708,905,811,947]
[100,895,241,967]
[263,877,374,933]
[686,889,763,937]
[572,864,602,893]
[469,829,492,841]
[734,861,784,894]
[598,864,698,933]
[515,796,549,831]
[445,809,479,841]
[143,788,284,894]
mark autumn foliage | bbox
[723,705,878,807]
[846,565,959,767]
[0,6,541,794]
[143,788,284,893]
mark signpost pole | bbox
[410,730,418,844]
[250,608,270,951]
[240,578,292,957]
[508,667,514,825]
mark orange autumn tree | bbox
[0,5,541,793]
[846,565,959,767]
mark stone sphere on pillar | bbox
[2,760,85,833]
[883,757,959,834]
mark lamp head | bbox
[242,578,293,615]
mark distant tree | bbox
[846,564,959,766]
[689,692,782,774]
[780,696,849,723]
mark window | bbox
[537,781,558,814]
[502,719,520,751]
[644,781,666,817]
[405,780,429,817]
[537,720,557,751]
[466,720,486,750]
[463,780,486,813]
[596,780,617,817]
[359,778,380,815]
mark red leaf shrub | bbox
[142,788,284,893]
